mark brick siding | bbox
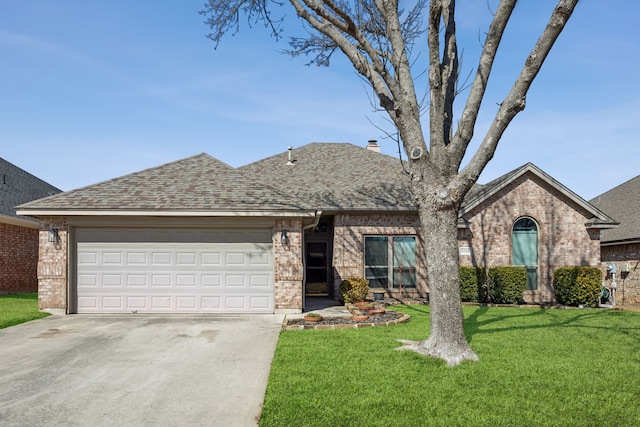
[332,213,427,299]
[601,243,640,305]
[460,173,601,303]
[0,222,39,294]
[273,218,304,312]
[37,217,68,312]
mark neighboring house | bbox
[17,143,616,314]
[0,158,61,294]
[590,175,640,305]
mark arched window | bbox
[512,217,539,290]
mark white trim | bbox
[0,213,39,229]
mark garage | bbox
[74,228,274,314]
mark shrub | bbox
[553,266,602,307]
[339,277,370,303]
[487,266,527,304]
[460,266,486,302]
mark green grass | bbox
[0,292,50,329]
[261,305,640,426]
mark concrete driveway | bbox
[0,314,284,427]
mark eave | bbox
[15,209,318,218]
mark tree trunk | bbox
[398,199,479,366]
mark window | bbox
[364,236,417,288]
[512,217,539,290]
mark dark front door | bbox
[305,241,329,296]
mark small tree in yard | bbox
[201,0,580,366]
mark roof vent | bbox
[366,140,380,153]
[286,146,296,165]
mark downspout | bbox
[301,210,323,311]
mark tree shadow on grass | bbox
[463,306,640,343]
[390,303,640,347]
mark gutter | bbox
[301,210,324,311]
[15,209,317,218]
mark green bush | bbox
[553,266,602,307]
[460,266,486,302]
[339,277,370,303]
[487,266,527,304]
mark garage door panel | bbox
[105,296,128,309]
[177,274,197,287]
[78,296,98,309]
[176,252,197,265]
[78,251,98,264]
[201,252,222,266]
[127,274,147,287]
[250,274,271,287]
[225,252,246,265]
[225,274,247,287]
[103,274,123,287]
[151,274,172,287]
[176,296,197,310]
[249,296,272,310]
[102,252,123,264]
[127,252,147,264]
[126,296,148,310]
[201,274,221,287]
[152,252,172,265]
[76,233,274,314]
[78,274,97,286]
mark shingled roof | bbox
[460,162,616,228]
[590,175,640,244]
[16,144,617,227]
[0,158,61,223]
[238,143,414,211]
[17,154,309,215]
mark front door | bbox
[305,241,329,296]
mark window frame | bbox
[364,235,417,289]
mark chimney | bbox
[286,146,296,165]
[366,139,380,153]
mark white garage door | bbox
[75,228,274,314]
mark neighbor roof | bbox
[0,158,61,223]
[17,154,311,215]
[239,143,414,211]
[590,174,640,244]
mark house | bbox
[1,158,61,294]
[17,143,616,314]
[590,175,640,305]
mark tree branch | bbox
[456,0,580,193]
[448,0,517,168]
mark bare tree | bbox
[201,0,580,366]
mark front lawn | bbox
[261,305,640,426]
[0,293,50,329]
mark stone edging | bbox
[281,313,411,331]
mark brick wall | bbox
[601,243,640,305]
[460,173,601,303]
[332,213,427,299]
[37,217,68,312]
[273,218,304,312]
[0,222,39,294]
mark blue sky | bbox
[1,1,639,200]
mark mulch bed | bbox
[282,311,410,331]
